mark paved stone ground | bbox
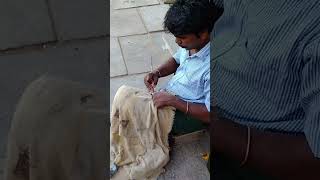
[110,0,210,179]
[160,131,210,180]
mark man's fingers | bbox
[153,100,159,108]
[151,82,155,92]
[148,83,154,93]
[144,74,153,86]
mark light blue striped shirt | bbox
[165,43,210,111]
[212,0,320,158]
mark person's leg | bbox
[171,110,207,135]
[212,153,274,180]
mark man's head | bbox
[163,0,222,50]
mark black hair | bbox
[163,0,223,37]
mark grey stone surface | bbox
[0,120,9,158]
[139,5,170,32]
[110,37,127,77]
[119,33,172,74]
[149,32,176,68]
[0,39,108,157]
[159,132,210,180]
[112,0,159,10]
[119,34,152,74]
[162,32,179,55]
[110,8,147,37]
[0,0,55,50]
[47,0,107,40]
[0,158,3,174]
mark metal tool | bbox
[150,56,156,93]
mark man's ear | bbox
[199,30,210,41]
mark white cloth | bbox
[4,76,107,180]
[110,85,175,180]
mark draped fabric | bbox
[4,76,107,180]
[110,85,175,180]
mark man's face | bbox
[175,32,209,50]
[175,34,200,50]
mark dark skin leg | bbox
[211,108,320,179]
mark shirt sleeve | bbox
[210,60,217,107]
[301,38,320,158]
[210,0,224,9]
[204,71,210,112]
[173,47,182,64]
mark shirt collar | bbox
[188,42,210,59]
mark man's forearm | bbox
[155,57,179,78]
[171,98,210,123]
[212,116,320,179]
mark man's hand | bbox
[144,72,159,92]
[144,57,179,92]
[153,91,210,123]
[152,91,177,108]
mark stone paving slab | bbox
[149,32,177,68]
[119,34,153,74]
[0,158,3,174]
[0,0,55,50]
[47,0,107,40]
[0,150,6,179]
[0,120,9,159]
[110,8,147,37]
[119,33,172,74]
[162,32,179,55]
[159,132,210,180]
[110,37,127,77]
[112,0,159,10]
[139,4,170,32]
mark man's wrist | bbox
[169,95,179,107]
[152,69,161,78]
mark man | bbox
[211,0,320,179]
[144,0,222,134]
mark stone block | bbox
[119,32,172,74]
[161,32,179,55]
[139,5,170,32]
[110,37,127,77]
[0,0,55,50]
[112,0,159,10]
[47,0,107,40]
[110,8,147,37]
